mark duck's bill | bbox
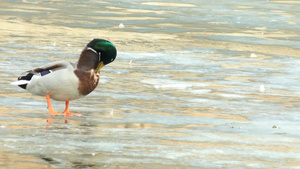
[96,61,104,73]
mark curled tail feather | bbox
[11,73,34,89]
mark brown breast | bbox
[74,69,99,96]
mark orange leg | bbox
[46,94,61,128]
[46,94,61,116]
[62,101,81,118]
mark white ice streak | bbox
[192,89,212,94]
[117,51,218,67]
[99,75,113,84]
[218,93,247,98]
[141,79,206,91]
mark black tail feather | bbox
[18,73,33,89]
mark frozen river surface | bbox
[0,0,299,168]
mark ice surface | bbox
[0,0,299,168]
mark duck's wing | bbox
[27,60,75,75]
[11,61,76,88]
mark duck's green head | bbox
[87,39,117,72]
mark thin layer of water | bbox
[0,0,300,168]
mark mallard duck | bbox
[11,39,117,124]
